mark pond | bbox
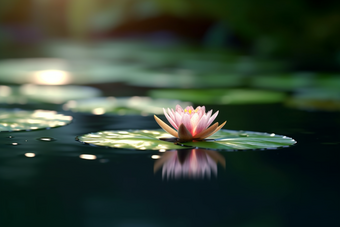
[0,46,339,227]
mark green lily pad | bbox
[0,58,145,85]
[19,85,102,104]
[127,70,245,88]
[63,96,191,116]
[77,130,189,150]
[43,41,155,60]
[316,74,340,90]
[77,129,296,151]
[0,85,26,104]
[181,130,296,150]
[0,109,73,132]
[236,58,288,74]
[250,73,314,91]
[148,89,286,104]
[286,88,340,111]
[178,57,286,74]
[94,42,236,67]
[0,85,101,104]
[0,58,72,84]
[43,41,237,65]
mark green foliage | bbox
[152,0,340,62]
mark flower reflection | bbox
[154,149,225,179]
[154,105,226,142]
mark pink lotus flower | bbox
[154,149,226,179]
[154,105,226,142]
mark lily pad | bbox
[43,40,237,66]
[316,74,340,90]
[0,58,71,84]
[0,85,27,104]
[178,57,286,74]
[77,129,296,151]
[77,130,189,150]
[182,130,296,150]
[0,109,73,132]
[0,85,101,104]
[250,73,314,91]
[286,88,340,111]
[19,84,102,104]
[63,96,191,116]
[177,59,237,73]
[127,70,244,88]
[43,41,155,60]
[148,89,286,104]
[0,58,145,85]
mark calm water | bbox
[0,100,339,227]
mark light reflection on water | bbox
[25,153,36,158]
[33,70,71,85]
[154,149,225,179]
[80,154,97,160]
[0,85,11,96]
[37,137,56,142]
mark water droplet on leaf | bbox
[37,137,56,142]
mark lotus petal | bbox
[154,115,178,138]
[178,124,193,142]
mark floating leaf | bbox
[77,129,296,151]
[178,57,286,74]
[77,130,188,150]
[127,71,244,88]
[149,89,285,104]
[63,96,191,116]
[126,71,196,88]
[286,88,340,111]
[0,109,73,132]
[43,41,236,67]
[0,85,101,104]
[0,85,26,104]
[181,130,296,150]
[316,74,340,90]
[43,41,154,60]
[0,58,145,85]
[250,73,314,91]
[19,84,102,104]
[0,58,72,84]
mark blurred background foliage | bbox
[0,4,339,226]
[1,0,340,70]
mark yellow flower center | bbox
[184,108,198,114]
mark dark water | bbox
[0,101,339,227]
